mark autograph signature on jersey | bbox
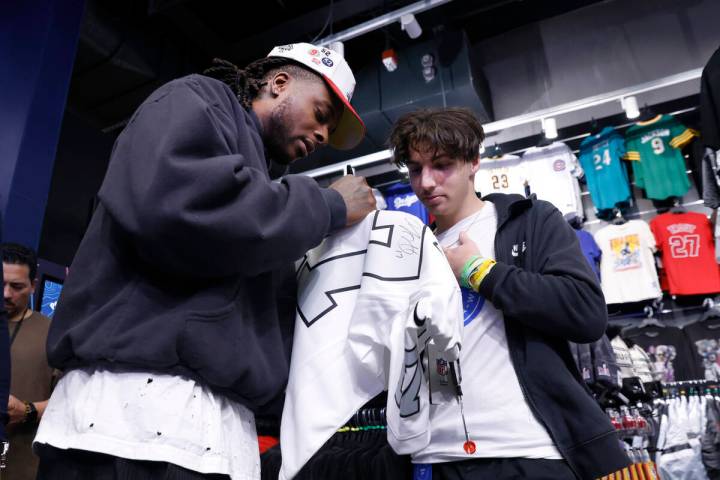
[395,218,422,259]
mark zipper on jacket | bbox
[493,213,582,479]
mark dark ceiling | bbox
[42,0,616,266]
[67,0,608,136]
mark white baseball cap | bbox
[267,43,366,150]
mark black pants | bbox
[431,457,576,480]
[35,443,231,480]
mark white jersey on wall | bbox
[475,154,527,197]
[594,220,662,304]
[279,210,463,480]
[522,142,584,219]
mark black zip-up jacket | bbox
[479,193,630,479]
[46,75,346,414]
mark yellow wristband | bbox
[468,259,496,291]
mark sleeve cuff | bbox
[320,187,347,234]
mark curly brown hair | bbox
[387,107,485,167]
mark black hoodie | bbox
[46,75,346,414]
[479,193,630,479]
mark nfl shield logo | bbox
[436,359,449,376]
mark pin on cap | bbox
[267,43,366,150]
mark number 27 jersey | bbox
[650,212,720,295]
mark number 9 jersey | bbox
[624,114,696,200]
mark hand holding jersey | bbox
[328,175,377,226]
[279,210,464,480]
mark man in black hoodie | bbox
[35,43,375,479]
[387,107,629,479]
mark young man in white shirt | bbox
[387,108,630,479]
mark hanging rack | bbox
[302,68,703,179]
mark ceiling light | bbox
[622,96,640,119]
[542,118,558,139]
[400,14,422,39]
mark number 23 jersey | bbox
[475,154,527,197]
[650,211,720,295]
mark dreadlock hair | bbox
[203,57,322,110]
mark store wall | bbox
[476,0,720,143]
[0,0,85,248]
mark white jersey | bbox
[475,154,527,197]
[594,220,662,304]
[279,210,463,480]
[413,202,561,463]
[522,142,584,219]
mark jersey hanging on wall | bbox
[475,154,527,197]
[575,228,602,280]
[624,114,696,200]
[650,211,720,295]
[623,325,703,382]
[684,313,720,381]
[522,142,584,219]
[594,220,662,304]
[578,127,632,212]
[381,182,431,225]
[279,210,463,480]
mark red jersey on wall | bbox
[650,211,720,295]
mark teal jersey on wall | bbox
[578,127,632,211]
[624,114,695,200]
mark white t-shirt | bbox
[475,155,528,197]
[412,202,562,463]
[34,368,259,480]
[522,142,584,219]
[594,220,662,304]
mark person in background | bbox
[1,243,54,480]
[386,107,630,479]
[34,42,375,480]
[0,219,12,476]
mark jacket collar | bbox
[481,193,532,227]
